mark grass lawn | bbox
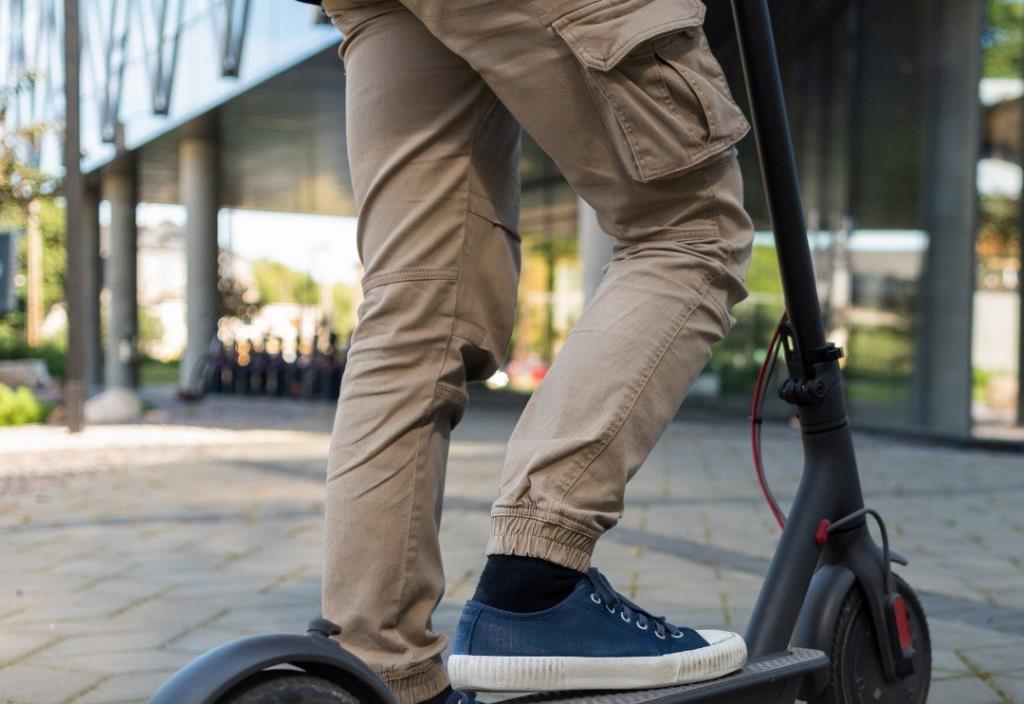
[141,358,180,387]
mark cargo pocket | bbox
[552,0,750,182]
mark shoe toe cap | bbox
[696,629,743,647]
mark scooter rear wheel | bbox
[218,671,360,704]
[813,574,931,704]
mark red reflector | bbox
[893,595,913,651]
[815,519,830,546]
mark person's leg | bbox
[395,0,753,689]
[318,3,521,702]
[400,0,752,577]
[491,156,751,568]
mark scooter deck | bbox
[495,648,828,704]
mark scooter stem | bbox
[729,0,827,362]
[729,0,872,662]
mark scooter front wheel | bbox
[813,574,931,704]
[218,671,360,704]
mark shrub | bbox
[0,321,66,378]
[0,383,46,426]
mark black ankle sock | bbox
[472,555,585,613]
[420,686,452,704]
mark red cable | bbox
[750,314,787,530]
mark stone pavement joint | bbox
[160,608,231,649]
[107,586,179,618]
[260,565,315,595]
[64,674,113,704]
[1,395,1022,703]
[0,636,65,670]
[956,651,1015,703]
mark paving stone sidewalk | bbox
[1,394,1022,703]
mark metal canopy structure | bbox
[2,0,351,214]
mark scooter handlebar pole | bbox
[730,0,866,662]
[729,0,828,363]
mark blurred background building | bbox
[0,0,1020,441]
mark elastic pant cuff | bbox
[486,512,597,573]
[379,657,449,704]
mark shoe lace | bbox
[587,568,683,639]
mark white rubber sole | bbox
[447,630,747,692]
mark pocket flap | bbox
[553,0,706,72]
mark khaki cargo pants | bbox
[319,0,754,700]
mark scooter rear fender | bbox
[148,632,396,704]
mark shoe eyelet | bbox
[637,622,648,630]
[590,594,601,604]
[620,612,630,623]
[606,605,616,615]
[671,631,684,638]
[655,631,666,640]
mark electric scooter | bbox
[149,1,932,702]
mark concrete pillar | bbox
[82,184,103,388]
[578,199,614,305]
[912,0,984,438]
[103,169,139,388]
[179,136,220,392]
[1019,259,1024,426]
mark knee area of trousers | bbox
[354,271,459,333]
[609,235,735,272]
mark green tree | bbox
[743,241,784,295]
[984,0,1024,78]
[0,198,66,316]
[251,258,319,305]
[138,307,166,354]
[251,259,293,303]
[1,85,65,353]
[331,284,357,339]
[293,273,319,307]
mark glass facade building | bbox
[2,0,1019,440]
[520,1,1021,441]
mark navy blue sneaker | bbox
[448,568,745,692]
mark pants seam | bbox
[377,657,449,704]
[451,325,488,351]
[638,228,720,242]
[419,0,542,21]
[378,657,442,681]
[486,514,597,571]
[362,268,459,293]
[703,281,734,328]
[467,199,520,235]
[490,506,602,539]
[487,533,594,572]
[434,382,468,409]
[699,150,723,245]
